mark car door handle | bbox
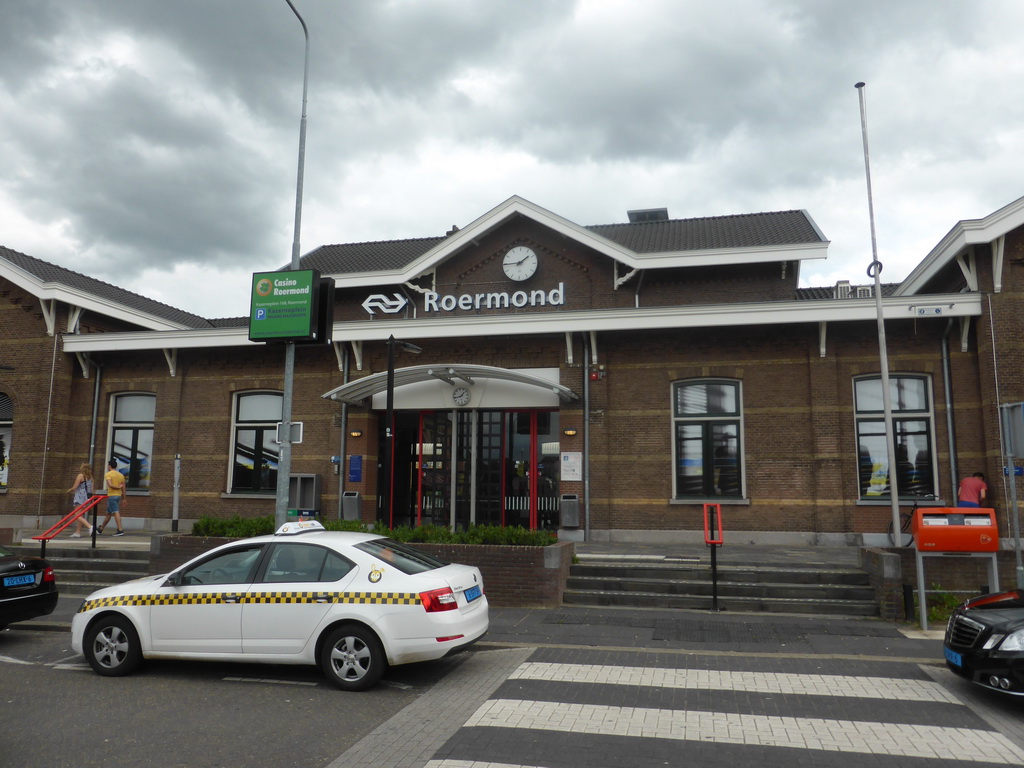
[312,593,332,603]
[222,594,241,603]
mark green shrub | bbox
[912,583,969,624]
[192,515,275,538]
[190,517,556,546]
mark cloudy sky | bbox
[2,1,1022,319]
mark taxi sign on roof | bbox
[276,519,326,536]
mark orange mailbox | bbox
[912,507,999,552]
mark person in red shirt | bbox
[957,472,988,507]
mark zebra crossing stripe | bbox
[511,661,961,703]
[465,698,1024,763]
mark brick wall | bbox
[148,535,574,608]
[5,216,1024,543]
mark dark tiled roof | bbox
[298,236,447,275]
[301,211,825,275]
[797,284,898,300]
[587,210,824,254]
[0,246,214,329]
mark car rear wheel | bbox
[84,615,143,677]
[320,624,386,691]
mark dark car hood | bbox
[961,590,1024,630]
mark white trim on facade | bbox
[61,292,982,355]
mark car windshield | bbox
[354,538,449,575]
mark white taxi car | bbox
[70,521,488,690]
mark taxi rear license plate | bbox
[944,647,963,667]
[464,585,481,603]
[4,573,35,587]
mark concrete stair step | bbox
[570,562,871,586]
[566,575,876,601]
[562,588,879,616]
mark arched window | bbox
[110,393,156,490]
[854,375,936,499]
[672,379,743,499]
[0,392,11,489]
[231,391,283,494]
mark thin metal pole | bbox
[275,0,310,529]
[172,454,181,533]
[855,82,902,545]
[383,337,396,528]
[1000,405,1024,587]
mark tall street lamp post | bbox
[382,335,421,528]
[275,0,310,529]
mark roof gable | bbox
[301,196,830,285]
[0,246,214,331]
[897,193,1024,296]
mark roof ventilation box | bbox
[627,208,669,223]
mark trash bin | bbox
[560,494,580,528]
[342,491,362,521]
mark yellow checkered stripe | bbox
[79,591,421,612]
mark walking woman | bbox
[67,463,95,537]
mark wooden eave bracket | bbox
[163,348,177,377]
[819,321,828,358]
[960,316,971,353]
[39,299,57,336]
[67,305,84,334]
[614,261,639,289]
[334,340,363,371]
[75,352,91,379]
[992,236,1005,294]
[564,332,574,365]
[589,330,598,365]
[956,250,979,292]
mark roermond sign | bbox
[362,283,567,316]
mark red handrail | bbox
[32,495,105,556]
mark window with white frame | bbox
[672,379,743,499]
[110,393,155,490]
[0,392,11,488]
[231,391,283,494]
[854,375,936,499]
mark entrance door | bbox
[503,411,560,529]
[416,411,452,527]
[382,409,559,531]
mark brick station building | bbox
[1,194,1023,549]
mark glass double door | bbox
[379,409,560,531]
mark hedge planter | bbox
[150,535,575,609]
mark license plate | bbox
[3,573,35,587]
[464,584,481,603]
[944,647,963,667]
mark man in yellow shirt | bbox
[97,458,126,536]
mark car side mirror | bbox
[163,572,183,587]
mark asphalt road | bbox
[0,627,456,768]
[5,604,1024,768]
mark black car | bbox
[0,545,59,629]
[944,589,1024,695]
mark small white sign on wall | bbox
[561,451,582,481]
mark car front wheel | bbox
[320,624,386,691]
[84,615,143,677]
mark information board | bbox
[248,269,319,342]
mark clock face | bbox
[452,387,471,406]
[502,246,538,282]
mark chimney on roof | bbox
[627,208,669,223]
[446,225,460,236]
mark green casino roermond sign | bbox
[248,269,319,342]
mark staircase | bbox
[8,540,153,598]
[565,554,878,616]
